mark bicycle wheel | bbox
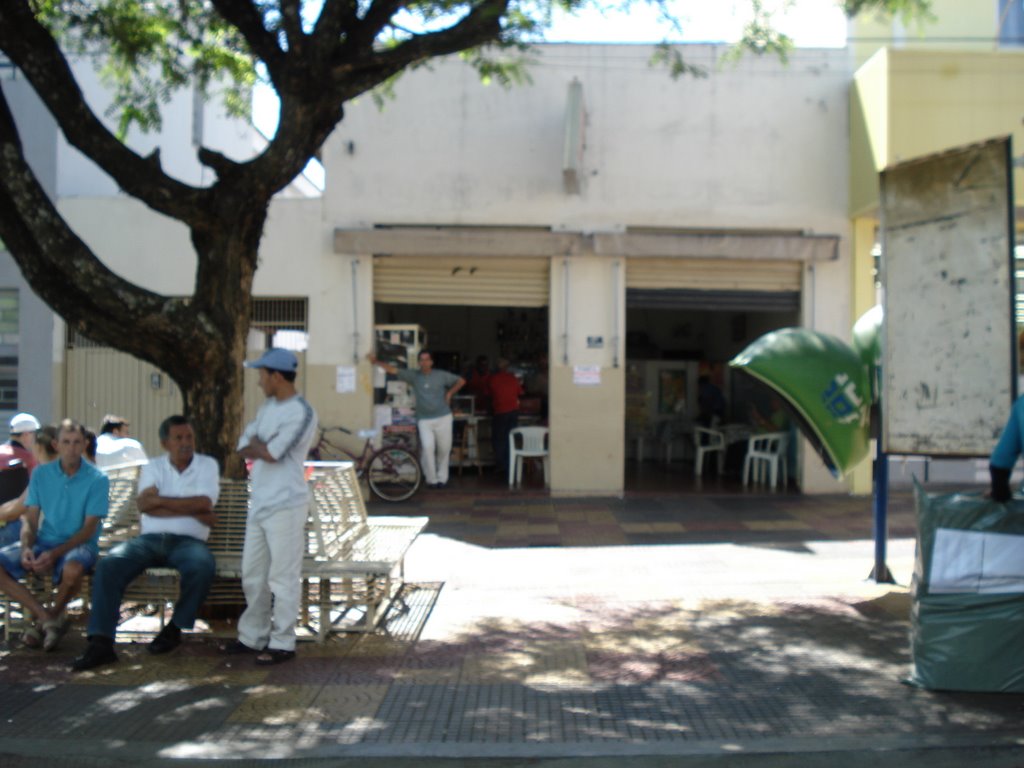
[366,447,422,502]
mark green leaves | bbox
[32,1,255,138]
[23,0,935,138]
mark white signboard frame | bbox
[881,138,1016,456]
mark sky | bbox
[541,1,847,47]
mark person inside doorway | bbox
[489,358,524,480]
[751,394,789,433]
[464,355,492,413]
[697,375,726,428]
[369,349,465,489]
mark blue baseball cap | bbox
[244,348,298,373]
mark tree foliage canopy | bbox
[26,0,932,136]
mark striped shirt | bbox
[237,394,318,516]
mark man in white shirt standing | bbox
[71,415,219,671]
[222,348,317,666]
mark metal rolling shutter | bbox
[626,257,802,311]
[373,256,550,307]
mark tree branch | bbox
[279,0,307,55]
[235,0,509,199]
[208,0,289,83]
[347,0,407,50]
[0,85,204,375]
[0,1,212,228]
[314,0,360,43]
[335,0,510,84]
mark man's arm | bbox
[367,352,398,376]
[991,398,1024,499]
[18,506,38,571]
[137,486,214,517]
[31,515,101,571]
[237,439,276,463]
[137,457,220,525]
[445,376,467,405]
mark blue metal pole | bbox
[871,450,895,583]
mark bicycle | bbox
[308,426,422,502]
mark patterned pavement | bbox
[1,482,1023,765]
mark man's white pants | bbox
[237,503,307,652]
[417,413,453,485]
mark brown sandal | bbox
[22,625,42,649]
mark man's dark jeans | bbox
[88,533,215,639]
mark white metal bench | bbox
[299,462,428,639]
[92,461,426,642]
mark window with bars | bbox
[67,297,309,350]
[249,297,309,351]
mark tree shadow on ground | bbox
[1,583,1022,763]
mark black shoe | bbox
[71,639,118,672]
[254,648,297,666]
[148,622,182,655]
[219,639,263,655]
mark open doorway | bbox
[624,304,800,493]
[374,302,549,489]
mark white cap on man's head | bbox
[243,348,298,373]
[9,413,40,434]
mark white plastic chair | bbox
[693,427,726,477]
[509,426,549,488]
[742,431,789,489]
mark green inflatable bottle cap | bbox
[730,328,871,477]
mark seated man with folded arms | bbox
[72,415,219,671]
[0,419,108,651]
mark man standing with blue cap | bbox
[221,348,317,665]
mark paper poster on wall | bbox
[573,365,601,386]
[335,366,356,394]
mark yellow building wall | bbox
[548,256,626,495]
[849,49,890,218]
[851,0,1000,65]
[888,49,1024,181]
[850,48,1024,216]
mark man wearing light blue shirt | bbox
[990,395,1024,501]
[0,419,108,652]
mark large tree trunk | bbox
[176,203,266,478]
[182,349,248,479]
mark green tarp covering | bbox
[909,479,1024,692]
[730,327,871,477]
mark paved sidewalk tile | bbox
[0,487,1022,765]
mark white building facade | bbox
[29,44,855,493]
